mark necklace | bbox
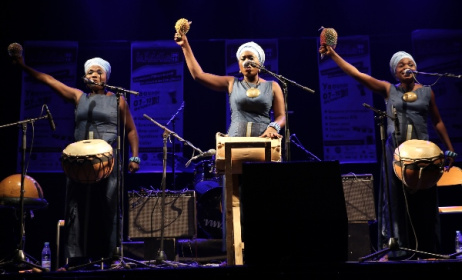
[244,77,260,98]
[403,92,417,102]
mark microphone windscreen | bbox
[319,27,338,47]
[175,18,192,34]
[8,42,23,58]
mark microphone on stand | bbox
[82,77,101,86]
[185,149,216,167]
[243,61,260,68]
[404,69,416,76]
[7,43,23,58]
[44,104,56,131]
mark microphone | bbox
[44,104,56,131]
[82,77,100,85]
[7,43,23,58]
[404,69,415,75]
[243,61,255,68]
[191,149,216,161]
[393,106,400,135]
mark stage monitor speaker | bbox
[240,161,348,267]
[127,190,196,238]
[342,173,376,222]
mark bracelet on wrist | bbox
[129,156,141,164]
[444,150,458,158]
[267,122,281,134]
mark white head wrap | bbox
[389,51,416,79]
[236,41,265,66]
[84,57,112,81]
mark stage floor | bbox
[1,258,462,279]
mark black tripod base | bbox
[65,247,155,271]
[359,238,450,262]
[0,249,49,272]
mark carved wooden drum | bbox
[61,139,114,184]
[393,139,444,192]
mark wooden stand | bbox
[222,141,271,265]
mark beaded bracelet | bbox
[267,122,281,134]
[445,150,458,158]
[129,156,141,164]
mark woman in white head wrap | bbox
[174,30,285,139]
[319,44,455,260]
[10,52,140,267]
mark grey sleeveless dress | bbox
[227,77,274,137]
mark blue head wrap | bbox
[236,41,265,66]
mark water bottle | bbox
[456,231,462,258]
[41,241,51,271]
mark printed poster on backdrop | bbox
[130,41,185,173]
[411,29,462,160]
[225,39,279,129]
[318,35,377,163]
[17,41,78,172]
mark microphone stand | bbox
[251,63,315,162]
[358,103,449,262]
[0,112,50,272]
[143,114,202,266]
[165,102,185,189]
[411,70,462,79]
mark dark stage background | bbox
[1,0,462,268]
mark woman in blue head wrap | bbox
[10,52,140,268]
[174,30,285,139]
[319,44,456,260]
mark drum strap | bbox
[406,124,412,141]
[246,122,252,137]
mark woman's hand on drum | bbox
[128,161,139,173]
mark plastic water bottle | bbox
[456,231,462,258]
[41,241,51,271]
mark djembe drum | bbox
[61,139,114,184]
[393,139,444,192]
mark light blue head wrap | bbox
[389,51,416,80]
[236,41,265,66]
[84,57,112,81]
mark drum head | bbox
[61,139,114,184]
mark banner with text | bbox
[318,35,377,163]
[130,41,185,173]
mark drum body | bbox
[61,139,114,184]
[196,185,223,239]
[193,160,222,192]
[393,139,444,192]
[194,160,223,238]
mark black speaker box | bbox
[347,222,372,261]
[127,190,196,238]
[240,161,349,266]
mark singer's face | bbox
[86,65,107,83]
[239,51,260,75]
[396,58,416,81]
